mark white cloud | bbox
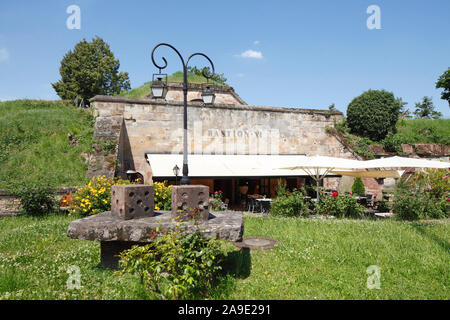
[0,48,9,62]
[238,49,263,59]
[253,40,260,45]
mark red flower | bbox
[446,198,450,202]
[442,176,448,180]
[331,192,339,197]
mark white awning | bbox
[146,154,333,178]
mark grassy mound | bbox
[118,71,227,99]
[0,100,94,190]
[395,118,450,145]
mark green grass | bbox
[0,100,94,190]
[214,216,449,299]
[119,71,227,99]
[0,214,448,300]
[395,118,450,145]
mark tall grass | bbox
[0,100,94,190]
[396,118,450,145]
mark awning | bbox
[146,154,334,178]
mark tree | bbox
[352,177,365,196]
[413,96,442,119]
[346,90,403,141]
[436,67,450,106]
[52,37,130,106]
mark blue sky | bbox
[0,0,449,117]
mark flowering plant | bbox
[393,170,449,220]
[153,181,172,211]
[69,175,131,217]
[213,190,223,201]
[314,192,364,218]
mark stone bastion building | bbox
[87,82,375,205]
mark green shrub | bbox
[347,90,402,141]
[382,132,402,153]
[12,183,56,216]
[393,173,449,220]
[270,190,308,217]
[349,136,375,159]
[314,193,365,218]
[393,194,447,221]
[118,228,232,300]
[352,177,366,196]
[392,193,425,220]
[334,118,350,134]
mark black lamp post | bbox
[173,164,180,185]
[151,43,216,185]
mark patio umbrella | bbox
[330,169,401,178]
[357,156,450,169]
[278,156,363,200]
[331,156,449,180]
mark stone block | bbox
[171,185,210,220]
[111,184,154,220]
[401,144,414,154]
[414,144,443,156]
[369,144,386,155]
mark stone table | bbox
[67,210,244,268]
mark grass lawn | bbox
[0,100,94,190]
[0,214,448,300]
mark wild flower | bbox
[153,181,172,211]
[69,176,132,217]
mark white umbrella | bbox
[358,156,450,169]
[278,156,363,200]
[330,169,401,178]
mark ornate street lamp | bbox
[201,85,215,105]
[151,43,216,185]
[151,73,168,99]
[173,164,180,185]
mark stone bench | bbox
[67,210,244,268]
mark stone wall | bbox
[369,144,450,158]
[89,95,353,183]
